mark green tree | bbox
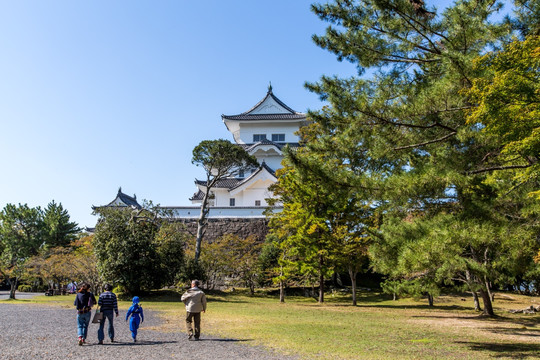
[221,234,263,295]
[93,205,185,295]
[41,200,80,248]
[465,36,540,194]
[289,0,540,315]
[0,203,43,299]
[154,221,189,286]
[71,234,102,290]
[269,162,341,303]
[191,139,259,262]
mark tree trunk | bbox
[279,280,285,303]
[195,190,211,262]
[318,255,324,303]
[485,277,494,303]
[348,267,357,306]
[479,288,495,316]
[472,291,482,311]
[9,278,17,299]
[466,270,482,312]
[427,293,434,307]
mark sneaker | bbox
[78,337,83,346]
[194,337,200,341]
[133,338,137,343]
[188,333,193,340]
[110,338,114,343]
[98,341,103,345]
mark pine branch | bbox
[393,131,457,150]
[467,164,532,175]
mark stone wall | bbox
[176,218,269,243]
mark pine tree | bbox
[294,0,540,315]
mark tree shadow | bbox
[412,313,540,327]
[207,297,248,304]
[197,338,252,342]
[481,326,540,338]
[456,341,540,358]
[367,304,473,311]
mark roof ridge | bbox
[222,87,303,118]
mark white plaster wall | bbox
[212,188,231,207]
[238,122,300,144]
[242,189,268,206]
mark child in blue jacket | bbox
[125,296,144,342]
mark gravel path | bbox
[0,303,297,360]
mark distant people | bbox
[74,283,96,346]
[125,296,144,342]
[97,284,119,344]
[181,280,207,340]
[67,282,77,294]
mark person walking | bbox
[181,280,207,340]
[97,284,119,344]
[74,283,96,346]
[125,296,144,342]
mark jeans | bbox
[97,310,115,341]
[77,312,91,339]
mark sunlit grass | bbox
[4,289,539,359]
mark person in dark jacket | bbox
[97,284,119,344]
[125,296,144,342]
[74,283,96,345]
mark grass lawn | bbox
[4,289,540,359]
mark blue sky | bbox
[0,1,511,227]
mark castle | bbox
[96,86,306,240]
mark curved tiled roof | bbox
[241,140,300,152]
[189,189,205,201]
[228,162,277,191]
[110,188,141,209]
[93,187,142,210]
[195,178,242,189]
[194,162,277,192]
[222,113,306,121]
[222,88,306,121]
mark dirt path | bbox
[0,303,296,360]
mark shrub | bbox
[18,285,32,292]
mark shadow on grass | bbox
[0,299,32,303]
[412,313,540,328]
[456,341,540,358]
[197,338,252,342]
[367,304,473,311]
[481,326,540,337]
[207,297,248,304]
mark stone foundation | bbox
[175,218,269,243]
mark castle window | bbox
[253,134,267,142]
[230,198,236,206]
[255,200,261,206]
[272,133,285,142]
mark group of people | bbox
[74,280,207,345]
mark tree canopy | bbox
[191,139,259,261]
